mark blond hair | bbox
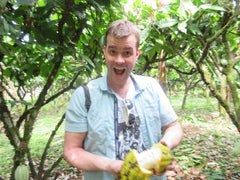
[105,19,140,49]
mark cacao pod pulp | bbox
[119,143,173,180]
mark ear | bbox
[136,49,140,59]
[103,46,106,55]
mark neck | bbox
[108,77,132,99]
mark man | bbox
[64,19,183,180]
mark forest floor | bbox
[165,108,240,180]
[1,96,240,179]
[54,113,240,180]
[52,97,240,180]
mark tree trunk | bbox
[181,87,189,110]
[158,61,167,94]
[206,87,210,103]
[219,75,227,118]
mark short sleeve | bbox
[65,87,88,132]
[151,79,178,126]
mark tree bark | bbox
[158,61,167,93]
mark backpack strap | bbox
[82,85,91,112]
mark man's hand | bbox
[107,160,124,179]
[154,161,175,176]
[153,140,175,176]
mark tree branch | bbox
[38,113,65,178]
[23,0,73,144]
[168,64,196,75]
[168,39,197,68]
[0,91,21,149]
[196,8,238,65]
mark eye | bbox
[124,51,132,57]
[109,50,116,55]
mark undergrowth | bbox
[169,95,240,180]
[0,94,239,179]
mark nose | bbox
[115,54,125,64]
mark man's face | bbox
[104,34,140,87]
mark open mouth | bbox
[114,67,125,75]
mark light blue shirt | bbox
[65,72,178,180]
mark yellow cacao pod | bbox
[14,165,29,180]
[119,143,173,180]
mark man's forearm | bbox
[64,147,123,178]
[161,121,183,150]
[64,147,112,172]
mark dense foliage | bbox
[0,0,239,179]
[128,0,240,131]
[0,0,122,179]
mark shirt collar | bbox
[99,72,110,92]
[99,71,143,95]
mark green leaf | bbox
[0,42,10,56]
[183,148,195,153]
[177,5,187,19]
[37,0,46,7]
[177,21,187,33]
[76,53,95,71]
[94,0,110,6]
[78,53,94,67]
[143,5,153,12]
[94,59,103,74]
[183,0,198,16]
[190,154,203,160]
[156,18,178,28]
[188,24,202,35]
[16,0,38,5]
[100,35,105,48]
[231,142,240,156]
[0,0,7,8]
[3,18,9,32]
[140,24,151,44]
[142,9,152,19]
[199,4,225,11]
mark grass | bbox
[0,94,239,179]
[0,103,68,179]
